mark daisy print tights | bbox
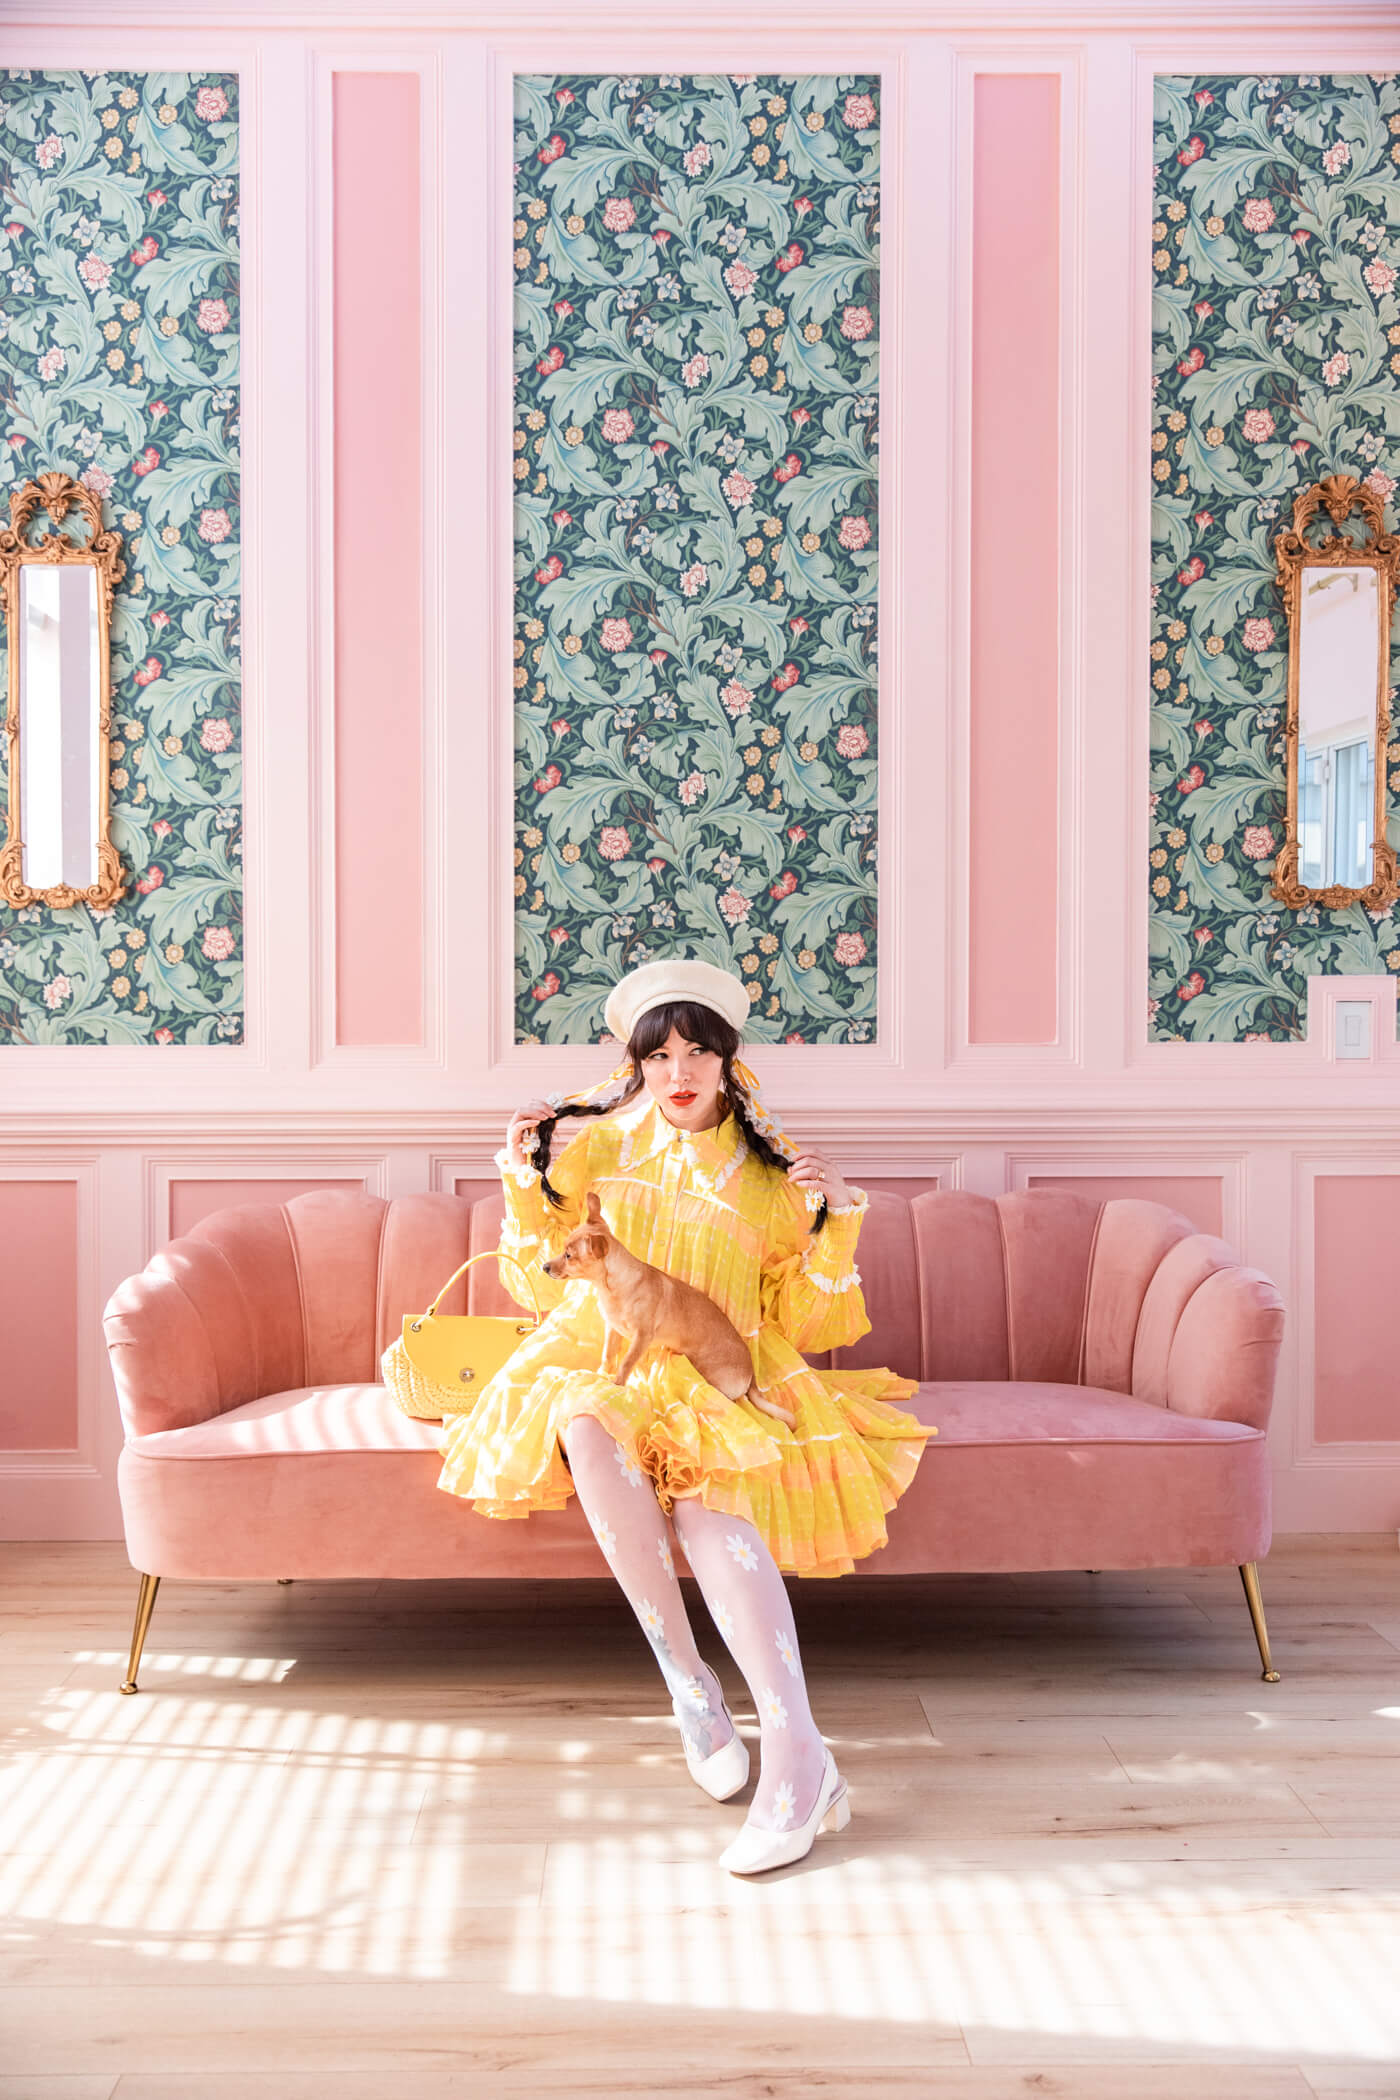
[562,1413,828,1832]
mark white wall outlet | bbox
[1334,999,1374,1061]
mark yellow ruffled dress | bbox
[435,1096,935,1577]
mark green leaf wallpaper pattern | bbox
[1151,72,1400,1042]
[512,72,880,1045]
[0,68,241,1045]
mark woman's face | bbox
[639,1027,726,1131]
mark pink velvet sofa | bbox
[104,1186,1287,1692]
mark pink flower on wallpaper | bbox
[602,197,636,233]
[1241,408,1275,442]
[720,679,753,717]
[133,656,163,686]
[1177,136,1205,166]
[42,975,72,1010]
[793,196,812,217]
[200,717,234,753]
[78,253,112,292]
[601,407,634,443]
[195,85,230,121]
[721,471,756,510]
[152,818,173,838]
[717,885,752,925]
[154,1026,176,1042]
[723,260,758,298]
[770,870,798,900]
[132,446,161,475]
[80,465,114,498]
[198,508,232,543]
[202,924,237,960]
[131,236,159,267]
[837,516,871,551]
[1240,198,1275,233]
[678,771,707,804]
[151,610,171,629]
[196,297,231,334]
[1241,826,1275,861]
[537,346,565,376]
[1321,140,1351,175]
[1322,350,1351,387]
[679,561,708,597]
[840,305,874,341]
[598,826,631,860]
[538,135,566,165]
[1177,971,1205,1000]
[834,931,867,966]
[35,135,63,170]
[599,616,633,652]
[37,347,66,381]
[148,401,169,422]
[835,723,869,759]
[842,93,878,130]
[681,351,710,388]
[1364,259,1397,297]
[1365,470,1397,501]
[136,865,165,893]
[772,662,801,692]
[683,142,712,176]
[1242,617,1276,652]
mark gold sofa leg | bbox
[119,1572,161,1695]
[1239,1562,1281,1682]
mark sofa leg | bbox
[1239,1562,1281,1682]
[119,1572,161,1695]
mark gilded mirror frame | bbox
[1271,474,1400,913]
[0,471,126,911]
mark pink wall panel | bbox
[169,1177,367,1242]
[332,71,423,1047]
[1313,1176,1400,1444]
[0,1182,79,1450]
[1026,1174,1223,1239]
[968,74,1060,1045]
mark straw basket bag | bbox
[381,1252,542,1420]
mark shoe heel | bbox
[823,1785,851,1834]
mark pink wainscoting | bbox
[169,1179,367,1242]
[332,71,423,1048]
[968,74,1060,1046]
[0,1181,79,1450]
[1312,1175,1399,1444]
[1025,1175,1224,1239]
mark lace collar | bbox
[612,1096,749,1198]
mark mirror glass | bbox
[1295,564,1379,892]
[17,562,101,894]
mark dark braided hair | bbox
[535,998,828,1233]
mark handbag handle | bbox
[410,1249,542,1330]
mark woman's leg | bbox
[670,1499,828,1832]
[562,1413,733,1761]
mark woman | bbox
[437,959,933,1874]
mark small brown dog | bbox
[542,1193,795,1427]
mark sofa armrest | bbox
[104,1238,256,1439]
[1163,1264,1285,1432]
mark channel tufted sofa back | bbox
[104,1186,1284,1442]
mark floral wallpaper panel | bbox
[512,72,880,1045]
[0,68,242,1045]
[1151,71,1400,1042]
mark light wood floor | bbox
[1,1537,1399,2099]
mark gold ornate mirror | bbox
[1272,475,1400,913]
[0,473,126,910]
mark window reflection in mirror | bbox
[1295,565,1380,892]
[19,563,101,894]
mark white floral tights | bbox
[562,1413,828,1833]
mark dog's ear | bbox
[585,1191,603,1222]
[584,1230,609,1260]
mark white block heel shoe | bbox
[682,1725,750,1801]
[718,1750,849,1875]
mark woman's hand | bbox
[504,1099,558,1173]
[785,1148,853,1212]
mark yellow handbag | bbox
[381,1252,542,1420]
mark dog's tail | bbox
[746,1381,796,1429]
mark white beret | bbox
[604,959,750,1045]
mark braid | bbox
[726,1060,827,1235]
[537,1081,643,1209]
